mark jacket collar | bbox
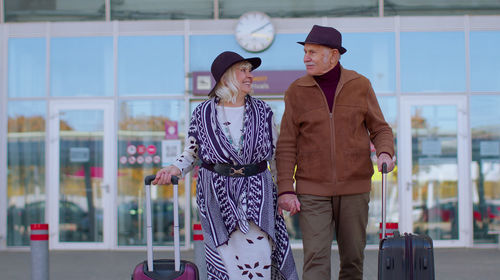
[296,64,360,88]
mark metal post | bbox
[30,224,49,280]
[193,223,207,280]
[172,176,180,272]
[145,182,154,272]
[381,163,387,239]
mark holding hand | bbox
[152,165,181,185]
[278,194,301,216]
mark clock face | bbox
[235,11,275,53]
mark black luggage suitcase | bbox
[378,164,435,280]
[131,175,199,280]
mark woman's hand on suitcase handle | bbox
[152,165,181,185]
[377,152,395,173]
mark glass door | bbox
[400,96,471,247]
[48,100,115,249]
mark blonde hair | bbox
[213,61,253,104]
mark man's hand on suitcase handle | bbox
[377,152,395,173]
[151,165,182,185]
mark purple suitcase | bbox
[132,175,199,280]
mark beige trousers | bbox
[298,192,370,280]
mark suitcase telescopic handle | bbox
[144,174,180,272]
[381,163,388,239]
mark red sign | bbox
[147,145,157,155]
[165,120,178,140]
[137,145,146,155]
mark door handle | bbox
[101,184,110,193]
[406,181,415,191]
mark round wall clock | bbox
[235,11,275,53]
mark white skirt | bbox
[217,222,273,280]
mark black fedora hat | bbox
[298,25,347,54]
[208,51,261,96]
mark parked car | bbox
[7,200,102,246]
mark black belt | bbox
[201,161,268,177]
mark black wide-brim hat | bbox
[208,51,261,96]
[298,25,347,54]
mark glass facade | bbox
[111,0,213,20]
[1,6,500,250]
[219,0,378,18]
[57,109,105,242]
[118,36,185,96]
[470,31,500,92]
[4,0,106,22]
[117,99,186,246]
[368,96,398,244]
[400,32,466,93]
[50,37,113,97]
[7,101,46,246]
[3,0,500,22]
[470,96,500,243]
[385,0,500,16]
[8,38,46,98]
[6,1,500,22]
[410,104,460,240]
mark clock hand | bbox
[250,22,271,35]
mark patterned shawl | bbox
[189,96,298,280]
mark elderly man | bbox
[276,25,395,280]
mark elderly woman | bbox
[153,51,298,280]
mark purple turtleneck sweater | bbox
[313,63,341,112]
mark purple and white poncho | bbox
[180,96,297,280]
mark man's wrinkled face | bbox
[303,43,339,76]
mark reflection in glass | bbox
[8,38,46,98]
[470,31,500,92]
[7,101,46,246]
[368,96,398,244]
[117,99,186,246]
[111,0,213,20]
[118,36,185,96]
[264,99,285,128]
[4,0,106,22]
[59,110,104,242]
[384,0,500,16]
[262,98,305,241]
[220,0,378,18]
[342,32,396,93]
[471,96,500,244]
[401,32,465,93]
[51,37,113,97]
[411,105,459,240]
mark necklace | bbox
[220,104,245,154]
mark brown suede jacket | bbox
[276,66,395,196]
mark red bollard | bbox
[379,222,399,239]
[31,224,49,280]
[193,223,207,280]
